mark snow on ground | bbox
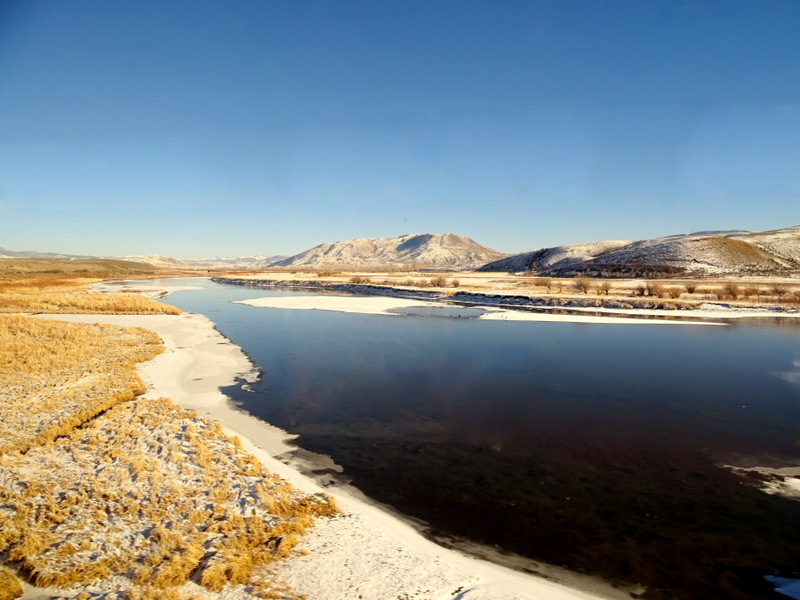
[236,295,731,325]
[40,312,619,600]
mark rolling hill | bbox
[480,225,800,277]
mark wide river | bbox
[138,277,800,600]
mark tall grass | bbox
[1,311,337,596]
[0,292,181,315]
[0,398,337,593]
[0,316,165,454]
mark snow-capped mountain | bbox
[269,233,508,270]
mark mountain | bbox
[479,225,800,277]
[179,256,287,270]
[0,247,88,259]
[269,233,508,270]
[477,240,633,273]
[116,255,192,269]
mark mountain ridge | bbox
[480,225,800,277]
[269,233,508,270]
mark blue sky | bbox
[1,1,799,258]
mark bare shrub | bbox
[451,279,460,288]
[721,281,741,300]
[771,284,789,297]
[684,282,698,294]
[575,277,593,294]
[429,275,448,288]
[646,282,664,298]
[315,270,337,278]
[664,287,683,299]
[349,275,371,284]
[530,277,551,291]
[597,280,612,296]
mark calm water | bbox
[145,278,800,599]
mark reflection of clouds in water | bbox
[773,359,800,386]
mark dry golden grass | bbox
[0,316,164,455]
[1,306,336,597]
[0,397,336,594]
[0,291,181,315]
[0,277,97,294]
[0,567,23,600]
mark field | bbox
[0,274,338,598]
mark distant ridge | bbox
[0,247,89,259]
[269,233,508,270]
[479,225,800,277]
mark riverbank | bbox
[212,276,800,323]
[38,312,619,600]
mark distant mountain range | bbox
[116,255,286,270]
[4,224,799,276]
[0,247,89,260]
[0,249,285,271]
[269,233,508,270]
[480,225,800,277]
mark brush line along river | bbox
[142,278,800,600]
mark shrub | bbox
[721,281,741,300]
[429,275,448,288]
[575,277,593,294]
[771,284,790,297]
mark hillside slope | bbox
[480,225,800,277]
[270,233,508,270]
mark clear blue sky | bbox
[1,0,799,258]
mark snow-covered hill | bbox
[269,233,508,270]
[480,225,800,277]
[179,255,286,270]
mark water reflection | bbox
[138,278,800,599]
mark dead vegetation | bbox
[0,316,164,454]
[0,291,182,315]
[0,276,181,315]
[0,283,338,597]
[0,397,336,595]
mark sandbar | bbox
[236,294,724,325]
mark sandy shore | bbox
[39,312,620,600]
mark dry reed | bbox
[0,398,337,593]
[0,316,165,454]
[0,292,181,315]
[0,567,23,600]
[1,310,337,596]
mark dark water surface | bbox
[151,278,800,599]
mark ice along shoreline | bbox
[38,311,620,600]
